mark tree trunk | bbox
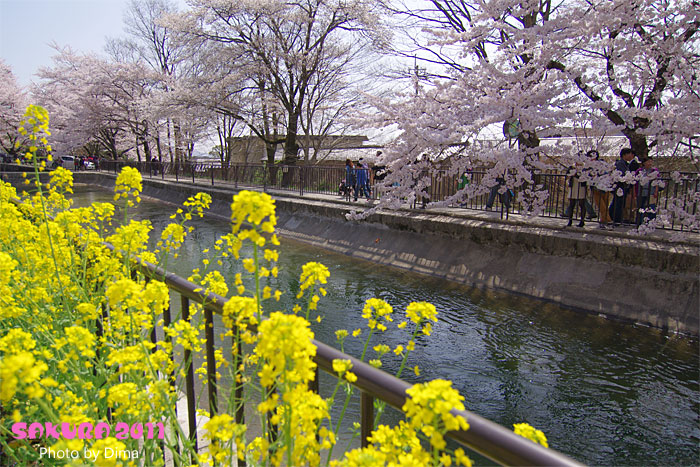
[282,112,300,186]
[143,137,152,163]
[266,143,278,185]
[623,130,649,160]
[135,136,142,162]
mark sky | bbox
[0,0,132,87]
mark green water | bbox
[71,186,699,466]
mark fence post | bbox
[204,306,218,416]
[360,392,374,448]
[181,295,199,455]
[300,166,304,196]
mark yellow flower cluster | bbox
[335,380,473,467]
[332,358,358,383]
[403,379,470,450]
[113,166,142,207]
[255,312,317,387]
[17,105,52,167]
[405,301,438,336]
[204,414,246,464]
[299,261,330,291]
[514,422,549,448]
[231,190,276,233]
[362,298,394,332]
[183,192,212,218]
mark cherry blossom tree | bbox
[0,60,28,157]
[365,0,699,228]
[162,0,385,169]
[35,48,156,160]
[108,0,206,163]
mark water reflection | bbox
[70,186,699,466]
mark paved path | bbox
[133,171,699,248]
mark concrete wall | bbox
[5,171,698,335]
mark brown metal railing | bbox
[129,255,584,466]
[7,194,582,465]
[96,159,699,231]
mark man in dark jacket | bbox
[609,148,635,225]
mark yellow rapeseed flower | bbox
[513,422,549,448]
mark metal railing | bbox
[6,192,582,465]
[126,253,583,466]
[95,160,700,231]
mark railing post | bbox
[181,295,199,455]
[360,391,374,448]
[232,330,246,467]
[204,306,218,417]
[211,164,215,186]
[300,166,304,196]
[192,162,195,184]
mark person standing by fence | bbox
[357,158,371,199]
[565,163,587,228]
[586,150,613,229]
[634,157,659,226]
[345,159,357,201]
[485,173,512,212]
[610,148,635,226]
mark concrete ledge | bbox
[3,171,698,335]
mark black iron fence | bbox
[97,160,700,231]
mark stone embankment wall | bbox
[5,171,698,335]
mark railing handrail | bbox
[130,253,584,466]
[7,193,583,465]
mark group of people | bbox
[564,148,660,229]
[73,156,98,171]
[343,158,372,201]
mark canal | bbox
[72,186,699,466]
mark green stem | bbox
[359,329,374,362]
[31,157,68,312]
[253,242,261,319]
[305,284,315,321]
[396,326,421,379]
[326,386,353,466]
[374,326,422,428]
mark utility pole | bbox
[410,58,427,96]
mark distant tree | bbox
[36,48,154,160]
[163,0,384,173]
[108,0,204,164]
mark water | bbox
[71,186,700,466]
